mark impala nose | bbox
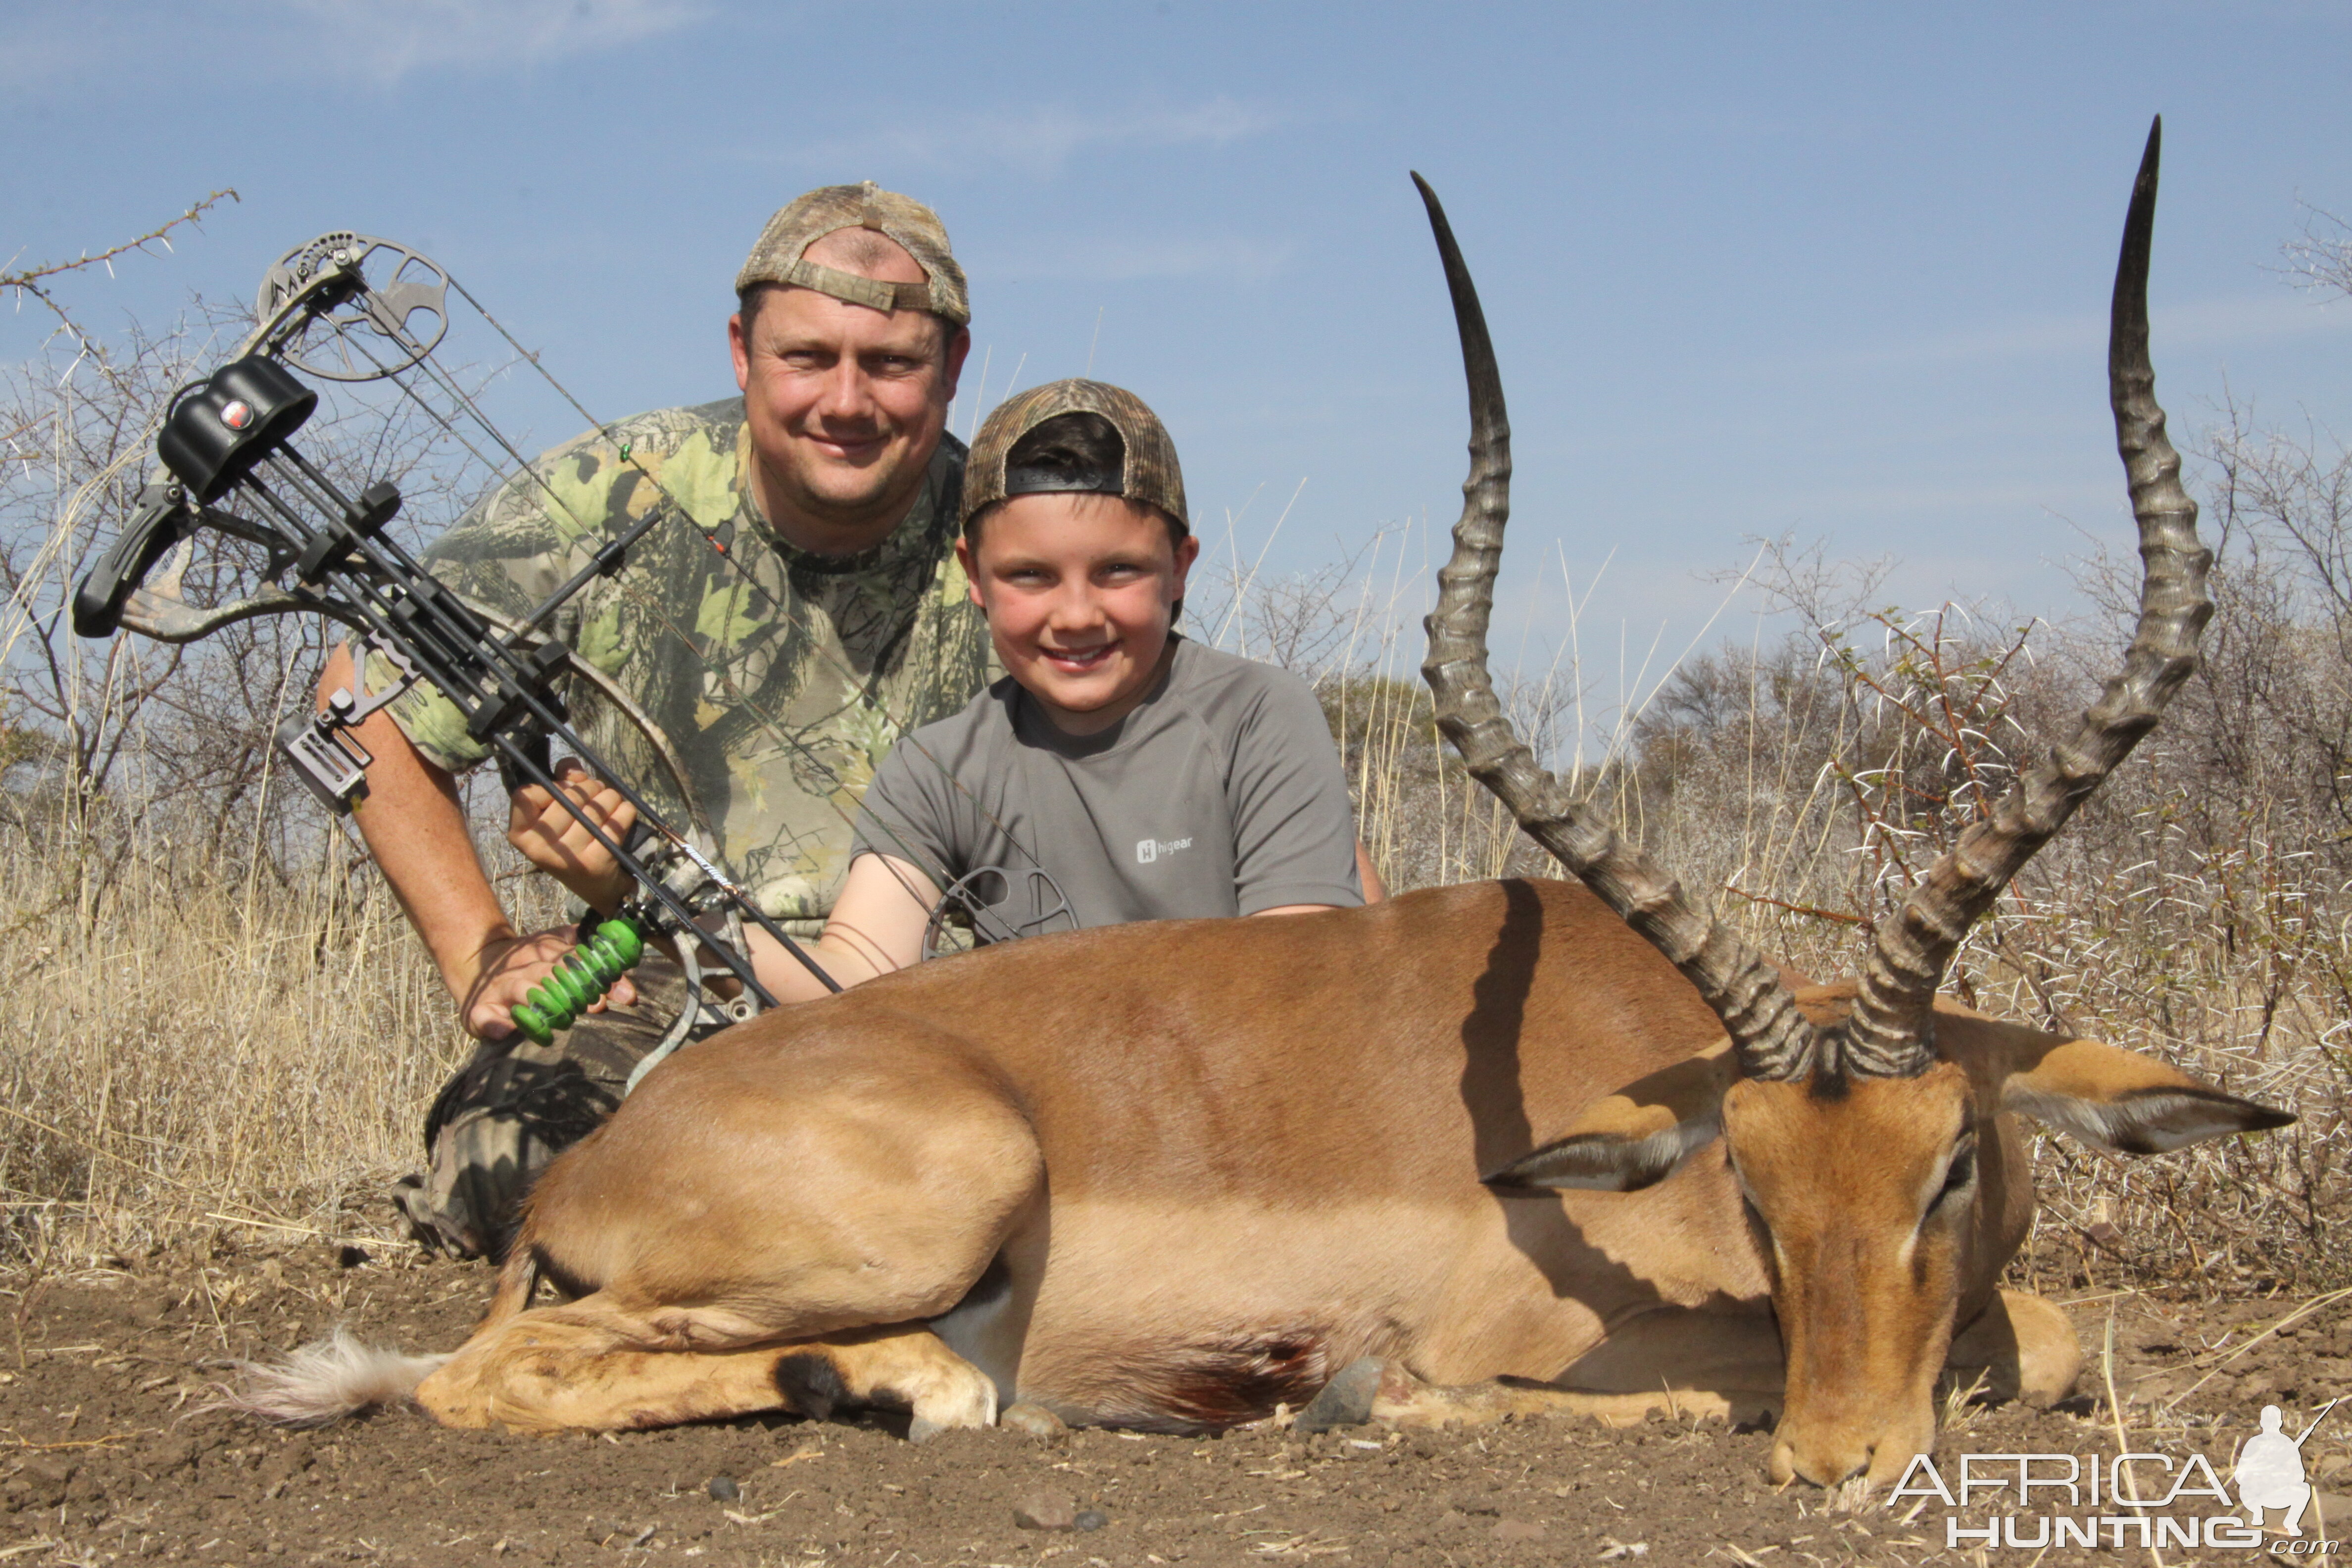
[1771,1416,1933,1488]
[1770,1434,1871,1488]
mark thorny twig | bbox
[0,191,240,299]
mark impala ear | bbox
[1485,1043,1736,1193]
[1999,1036,2295,1155]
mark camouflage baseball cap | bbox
[962,379,1188,532]
[735,181,970,327]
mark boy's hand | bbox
[508,759,637,915]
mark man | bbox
[323,183,991,1258]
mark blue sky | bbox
[6,0,2350,699]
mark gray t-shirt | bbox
[849,637,1363,937]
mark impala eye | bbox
[1935,1133,1979,1206]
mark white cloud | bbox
[271,0,705,81]
[0,0,704,92]
[798,96,1291,177]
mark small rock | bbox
[1012,1489,1078,1530]
[1295,1357,1384,1434]
[1492,1519,1546,1543]
[705,1475,739,1502]
[1001,1402,1068,1439]
[1074,1509,1109,1532]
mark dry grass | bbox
[0,778,584,1268]
[0,804,490,1264]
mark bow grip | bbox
[72,486,187,639]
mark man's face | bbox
[957,493,1199,736]
[728,231,969,548]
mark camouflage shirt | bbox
[382,397,994,931]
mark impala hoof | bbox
[906,1361,998,1440]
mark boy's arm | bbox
[1253,840,1387,916]
[745,853,939,1000]
[1226,675,1370,915]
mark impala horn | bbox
[1413,118,2209,1088]
[1413,171,1821,1083]
[1838,116,2212,1078]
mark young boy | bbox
[778,378,1369,993]
[513,379,1374,1001]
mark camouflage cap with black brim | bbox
[962,379,1189,532]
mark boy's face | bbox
[958,493,1200,736]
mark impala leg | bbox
[1365,1311,1783,1431]
[1367,1366,1762,1432]
[1945,1288,2081,1407]
[421,1033,1040,1437]
[417,1302,997,1436]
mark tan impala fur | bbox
[239,129,2293,1490]
[406,878,2283,1486]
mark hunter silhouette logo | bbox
[1891,1398,2342,1551]
[2239,1400,2337,1536]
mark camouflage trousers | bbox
[392,953,713,1260]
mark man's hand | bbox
[456,925,637,1040]
[508,759,636,915]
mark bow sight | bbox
[71,232,839,1067]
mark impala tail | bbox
[217,1327,449,1425]
[223,1235,539,1425]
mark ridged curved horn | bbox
[1413,172,1821,1083]
[1841,117,2213,1076]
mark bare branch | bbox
[2282,202,2352,303]
[0,191,240,297]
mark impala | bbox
[250,121,2289,1487]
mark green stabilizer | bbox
[510,915,648,1046]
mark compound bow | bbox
[70,232,867,1083]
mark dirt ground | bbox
[3,1242,2349,1567]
